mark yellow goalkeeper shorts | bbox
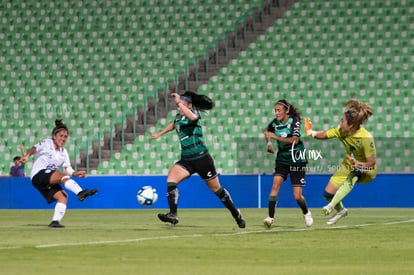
[329,162,377,186]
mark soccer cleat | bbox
[158,212,179,225]
[327,208,348,225]
[48,221,64,228]
[322,203,334,216]
[78,189,98,201]
[234,209,246,228]
[263,216,274,229]
[304,211,314,227]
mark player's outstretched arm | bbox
[304,118,328,139]
[20,146,36,164]
[151,122,175,139]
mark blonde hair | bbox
[343,99,373,128]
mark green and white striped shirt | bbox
[174,109,209,161]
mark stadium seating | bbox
[1,0,412,175]
[121,0,413,175]
[0,0,265,174]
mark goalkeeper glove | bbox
[304,118,316,137]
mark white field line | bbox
[1,219,413,250]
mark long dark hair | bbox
[52,119,69,136]
[181,90,214,112]
[275,99,301,120]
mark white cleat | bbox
[263,217,274,229]
[304,211,314,227]
[322,203,334,216]
[327,208,348,225]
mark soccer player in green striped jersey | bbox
[305,99,377,224]
[263,99,313,229]
[151,91,246,228]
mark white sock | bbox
[64,179,82,195]
[52,202,67,222]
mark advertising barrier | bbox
[0,174,411,209]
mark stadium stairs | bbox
[78,0,298,172]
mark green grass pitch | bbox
[0,208,413,275]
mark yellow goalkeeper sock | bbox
[330,174,359,207]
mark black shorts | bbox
[32,169,63,204]
[176,153,217,181]
[273,162,306,186]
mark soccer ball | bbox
[136,186,158,206]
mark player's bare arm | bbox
[264,130,299,144]
[171,92,198,121]
[151,122,175,139]
[20,146,36,163]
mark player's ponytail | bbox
[181,90,214,112]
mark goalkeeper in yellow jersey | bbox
[305,99,377,224]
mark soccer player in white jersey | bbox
[21,119,98,228]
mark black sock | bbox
[268,196,278,218]
[323,190,334,202]
[215,187,239,218]
[323,190,343,211]
[167,183,178,215]
[296,197,309,215]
